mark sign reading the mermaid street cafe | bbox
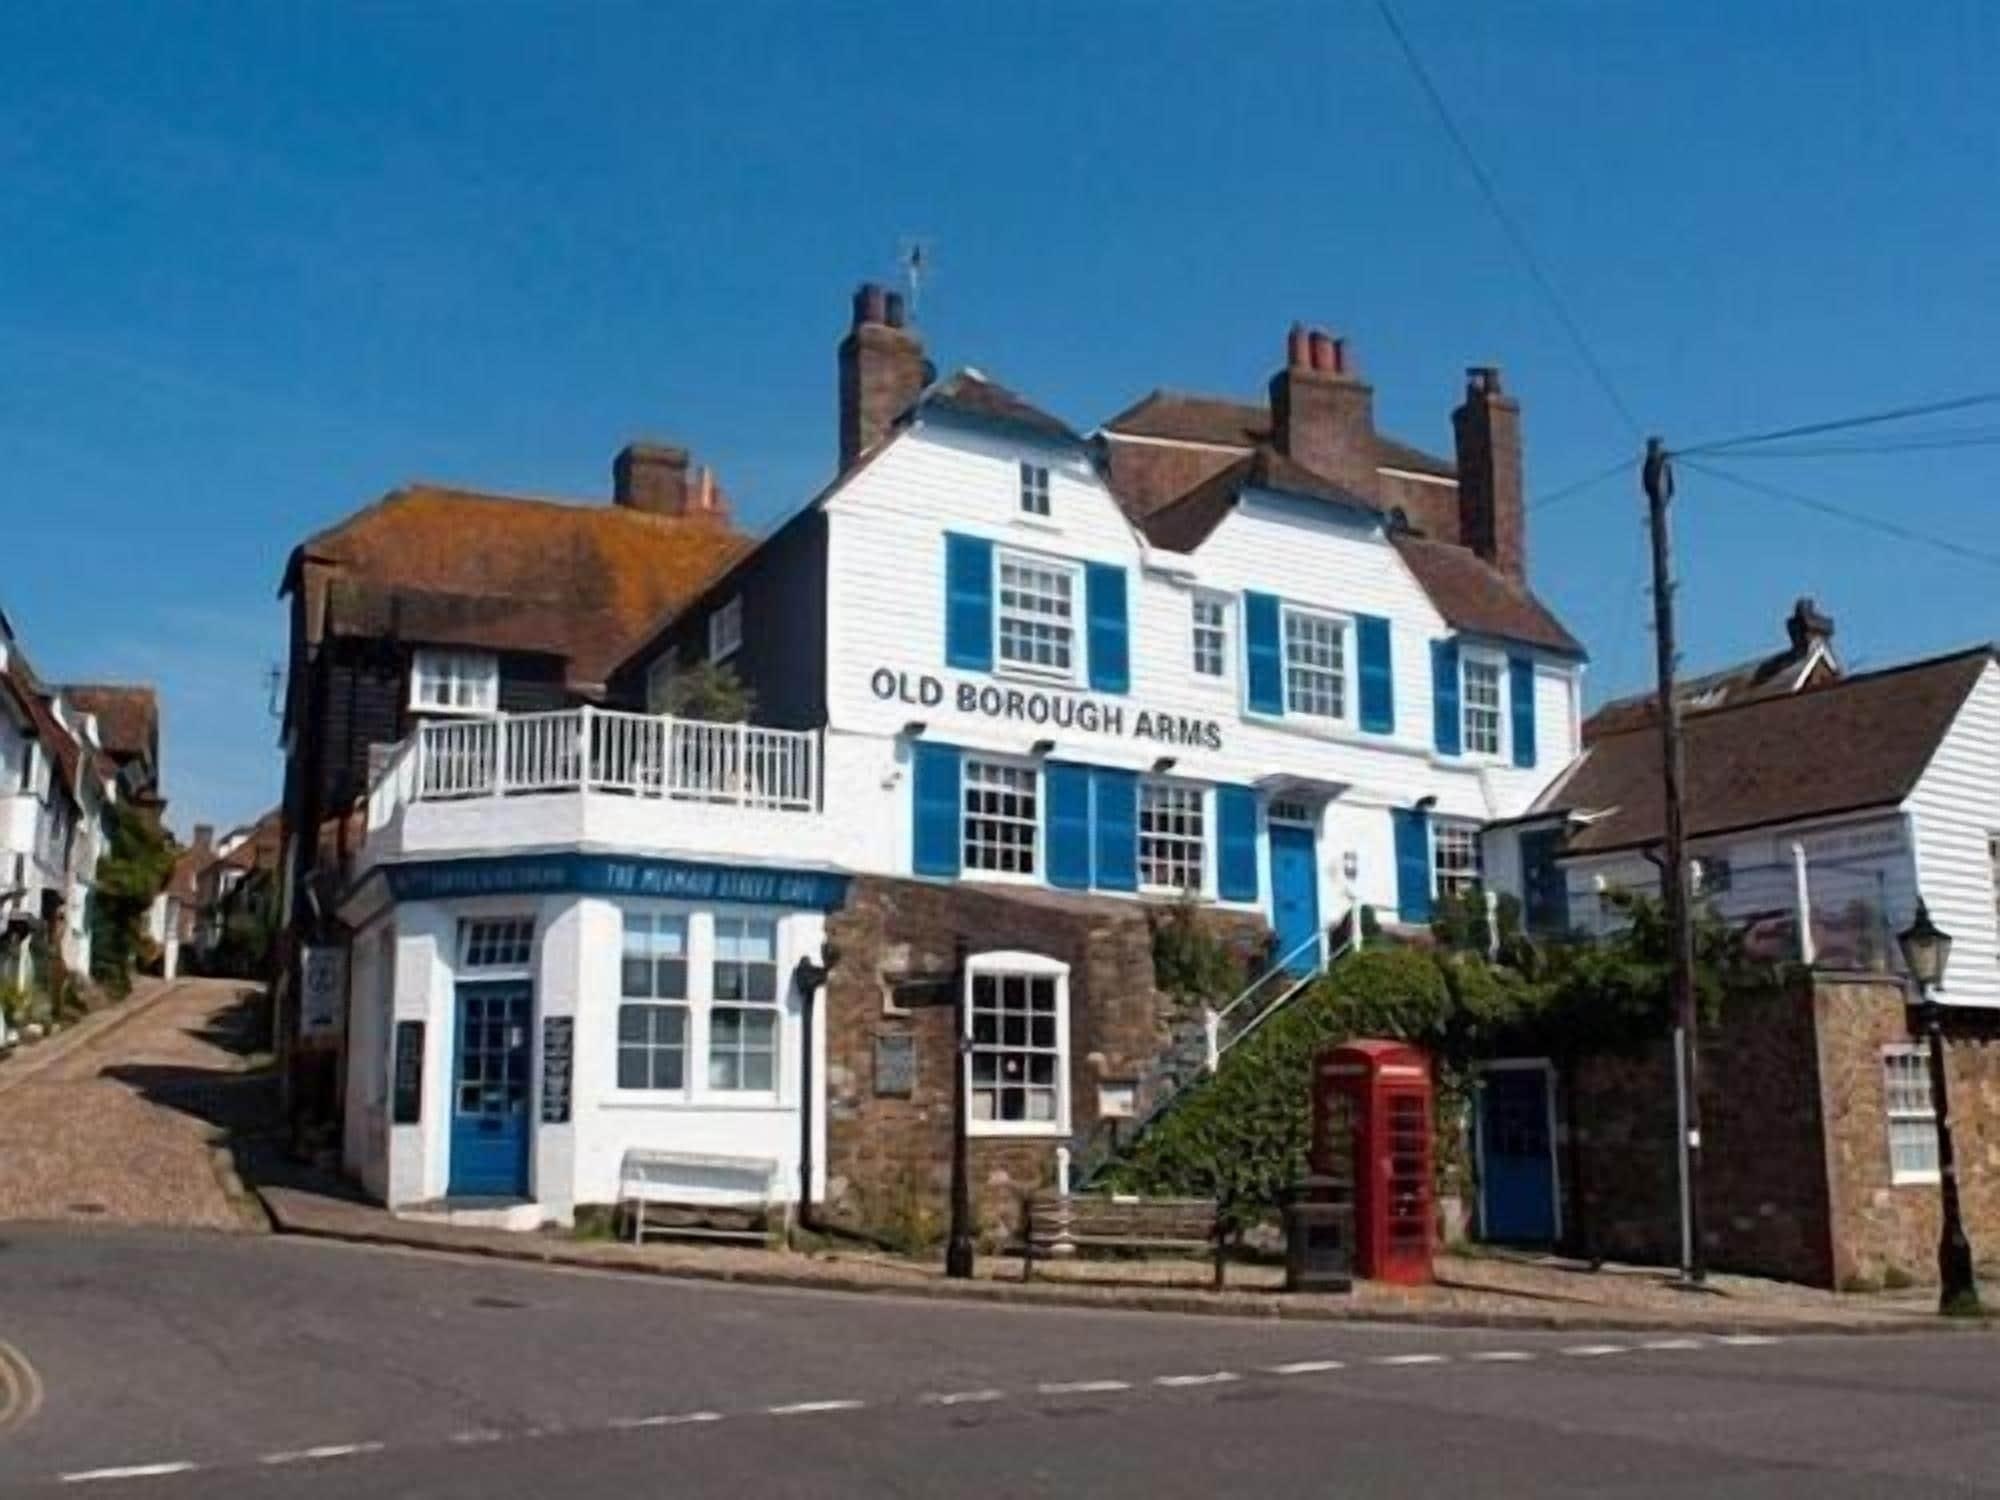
[868,669,1225,752]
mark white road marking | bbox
[1562,1344,1629,1357]
[1265,1359,1345,1376]
[448,1430,505,1445]
[1037,1379,1132,1395]
[921,1389,1006,1407]
[60,1464,199,1484]
[608,1411,724,1429]
[258,1442,385,1465]
[1640,1338,1705,1351]
[1154,1372,1241,1388]
[1375,1353,1449,1366]
[1466,1351,1535,1363]
[1718,1335,1783,1346]
[768,1400,866,1417]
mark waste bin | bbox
[1283,1174,1354,1292]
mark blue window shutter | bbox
[911,742,962,878]
[1392,807,1432,923]
[1357,614,1394,734]
[1085,563,1130,694]
[1244,592,1284,715]
[1045,762,1093,890]
[1091,767,1138,892]
[1431,639,1461,756]
[1217,786,1259,902]
[1509,655,1537,768]
[944,533,992,671]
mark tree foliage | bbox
[88,804,175,993]
[656,661,757,723]
[1148,898,1255,1013]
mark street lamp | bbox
[1896,900,1981,1316]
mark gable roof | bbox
[1101,391,1457,478]
[1541,647,1993,856]
[285,485,749,688]
[1133,447,1383,552]
[61,685,158,766]
[1585,599,1840,740]
[920,369,1080,445]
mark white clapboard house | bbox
[326,287,1584,1230]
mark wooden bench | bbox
[1018,1191,1226,1287]
[620,1148,786,1246]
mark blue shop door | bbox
[1479,1067,1558,1243]
[449,983,533,1198]
[1268,824,1322,974]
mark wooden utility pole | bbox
[1643,437,1705,1286]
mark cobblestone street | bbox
[0,979,270,1230]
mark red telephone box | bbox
[1312,1039,1434,1285]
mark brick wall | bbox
[1563,974,1835,1286]
[819,876,1263,1243]
[1814,974,2000,1289]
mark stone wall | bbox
[818,875,1264,1243]
[1564,974,1835,1286]
[1814,974,2000,1290]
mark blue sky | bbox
[3,2,1996,836]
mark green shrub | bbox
[1149,899,1253,1010]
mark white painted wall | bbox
[1906,661,2000,1007]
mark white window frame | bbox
[993,548,1083,686]
[1139,780,1207,895]
[1432,820,1484,902]
[1281,605,1353,724]
[610,904,789,1105]
[1190,592,1230,682]
[618,910,692,1096]
[708,597,743,664]
[1460,648,1508,761]
[1882,1045,1940,1185]
[964,951,1070,1138]
[456,915,535,975]
[1018,462,1051,518]
[411,649,499,715]
[707,913,782,1096]
[961,755,1040,881]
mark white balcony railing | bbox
[368,708,820,826]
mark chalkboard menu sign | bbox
[874,1032,917,1097]
[541,1017,575,1124]
[391,1021,424,1125]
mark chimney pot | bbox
[193,823,214,853]
[884,290,907,329]
[853,283,889,329]
[1287,323,1312,370]
[1270,328,1376,495]
[839,281,928,472]
[1307,330,1335,373]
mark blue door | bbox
[1268,823,1322,974]
[1479,1067,1558,1243]
[449,983,533,1198]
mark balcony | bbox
[361,708,835,872]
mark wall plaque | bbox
[391,1021,425,1125]
[541,1017,574,1124]
[874,1032,917,1097]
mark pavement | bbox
[0,978,268,1231]
[253,1172,1959,1336]
[0,1224,1996,1497]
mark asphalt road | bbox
[0,1226,1994,1497]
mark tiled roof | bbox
[1390,533,1584,658]
[1585,601,1839,740]
[1134,448,1383,551]
[1542,648,1993,856]
[287,485,749,687]
[921,370,1080,444]
[1101,390,1457,478]
[61,684,158,765]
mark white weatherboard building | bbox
[334,289,1584,1229]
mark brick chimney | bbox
[1453,366,1526,583]
[613,442,692,515]
[839,282,928,473]
[192,823,213,856]
[1268,323,1377,497]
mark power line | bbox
[1677,458,2000,574]
[1675,392,2000,459]
[1373,0,1643,440]
[1698,428,2000,460]
[1528,452,1640,513]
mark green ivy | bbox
[89,804,176,994]
[1148,898,1253,1011]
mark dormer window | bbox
[410,649,498,714]
[1019,462,1051,518]
[1461,652,1505,757]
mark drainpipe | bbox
[1791,841,1815,966]
[792,950,834,1236]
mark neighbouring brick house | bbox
[1478,609,2000,1284]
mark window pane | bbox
[617,1049,649,1090]
[621,957,653,997]
[650,1048,684,1091]
[617,1005,647,1044]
